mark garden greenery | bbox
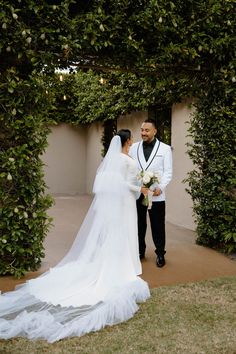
[47,70,191,125]
[0,0,235,277]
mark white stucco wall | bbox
[117,111,147,141]
[85,122,103,193]
[42,123,87,195]
[166,101,195,230]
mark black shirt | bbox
[143,138,157,161]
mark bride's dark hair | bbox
[116,129,131,147]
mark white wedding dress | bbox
[0,137,150,343]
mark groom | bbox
[129,118,172,267]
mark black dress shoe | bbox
[156,254,165,267]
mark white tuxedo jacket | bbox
[129,140,172,202]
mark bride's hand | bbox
[141,187,149,196]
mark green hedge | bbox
[46,69,193,124]
[187,74,236,253]
[0,0,72,277]
[0,71,53,277]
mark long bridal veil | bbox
[0,136,150,343]
[57,135,129,267]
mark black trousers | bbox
[136,195,166,257]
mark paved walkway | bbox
[1,195,236,292]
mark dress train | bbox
[0,151,150,342]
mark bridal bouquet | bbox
[138,170,160,209]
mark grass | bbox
[0,276,236,354]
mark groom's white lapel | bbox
[137,139,160,171]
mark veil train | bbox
[0,136,150,342]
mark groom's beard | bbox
[141,136,155,143]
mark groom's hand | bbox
[153,188,162,196]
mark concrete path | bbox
[1,195,236,292]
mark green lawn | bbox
[1,276,235,354]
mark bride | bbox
[0,129,150,343]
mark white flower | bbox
[158,17,163,23]
[2,239,7,244]
[143,175,151,184]
[7,173,12,181]
[139,170,160,186]
[232,77,236,83]
[26,37,32,44]
[12,13,18,20]
[23,212,28,218]
[14,207,19,213]
[9,157,15,162]
[139,170,160,208]
[2,23,7,29]
[147,171,154,178]
[40,33,46,40]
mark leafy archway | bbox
[0,0,235,277]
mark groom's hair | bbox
[144,118,157,129]
[116,129,131,147]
